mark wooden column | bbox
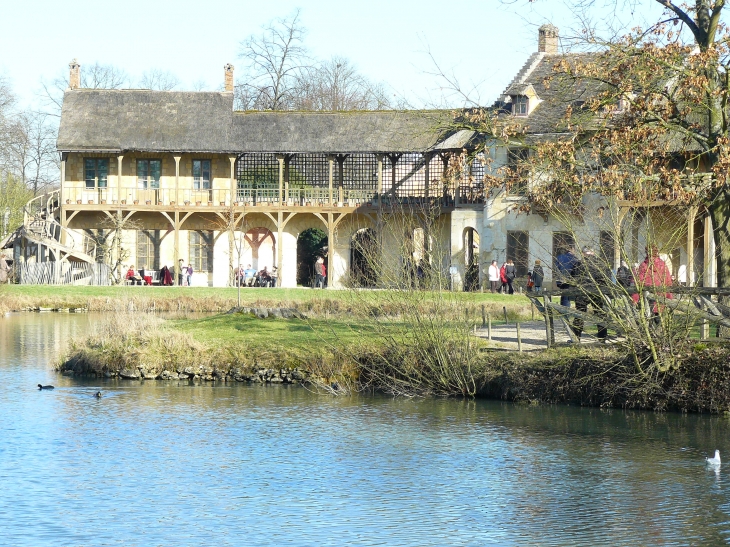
[376,154,383,197]
[173,210,180,286]
[424,153,431,199]
[337,155,344,205]
[60,154,66,204]
[277,211,283,287]
[284,155,290,203]
[327,213,334,290]
[117,155,124,204]
[174,156,181,206]
[687,206,697,286]
[328,156,334,206]
[277,154,284,205]
[229,156,236,205]
[391,155,396,199]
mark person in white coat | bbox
[487,260,500,293]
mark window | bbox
[193,159,211,190]
[85,158,108,189]
[137,159,161,189]
[513,95,528,116]
[189,230,213,272]
[136,230,160,271]
[506,148,529,195]
[507,231,529,277]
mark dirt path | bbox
[475,318,606,351]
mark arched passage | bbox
[350,228,378,287]
[296,227,327,286]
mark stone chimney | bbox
[224,64,234,92]
[538,25,559,54]
[69,59,80,90]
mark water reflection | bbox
[2,313,730,546]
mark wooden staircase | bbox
[20,190,98,265]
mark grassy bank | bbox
[0,284,534,320]
[54,307,730,412]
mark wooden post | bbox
[547,295,555,346]
[481,304,486,327]
[543,294,553,348]
[516,322,522,353]
[488,314,492,340]
[503,306,508,325]
[328,156,334,206]
[531,301,535,321]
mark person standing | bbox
[177,258,185,286]
[556,247,578,308]
[499,262,508,293]
[504,259,516,295]
[632,246,673,314]
[315,257,326,288]
[531,260,544,293]
[487,260,500,293]
[186,264,193,287]
[572,247,611,341]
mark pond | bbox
[2,312,730,546]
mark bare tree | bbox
[139,69,180,91]
[5,110,58,195]
[236,9,311,110]
[39,61,130,116]
[296,56,391,110]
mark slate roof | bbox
[495,52,603,136]
[57,89,475,154]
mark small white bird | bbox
[706,450,721,466]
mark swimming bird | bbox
[37,384,54,390]
[706,450,721,466]
[94,391,102,398]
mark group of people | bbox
[484,245,674,342]
[125,261,193,286]
[235,264,278,287]
[556,245,673,341]
[486,259,544,295]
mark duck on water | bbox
[37,384,54,390]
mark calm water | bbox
[2,313,730,546]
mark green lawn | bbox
[170,311,381,349]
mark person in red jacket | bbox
[499,262,508,294]
[632,245,673,314]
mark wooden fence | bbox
[18,262,111,286]
[530,287,730,347]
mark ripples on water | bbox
[2,313,730,546]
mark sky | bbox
[1,0,669,111]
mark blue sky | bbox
[2,0,667,110]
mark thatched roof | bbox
[57,89,474,154]
[231,111,474,153]
[57,90,235,153]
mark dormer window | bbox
[513,96,528,116]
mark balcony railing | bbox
[60,184,485,208]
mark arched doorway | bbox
[463,227,480,292]
[297,228,327,286]
[350,228,378,287]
